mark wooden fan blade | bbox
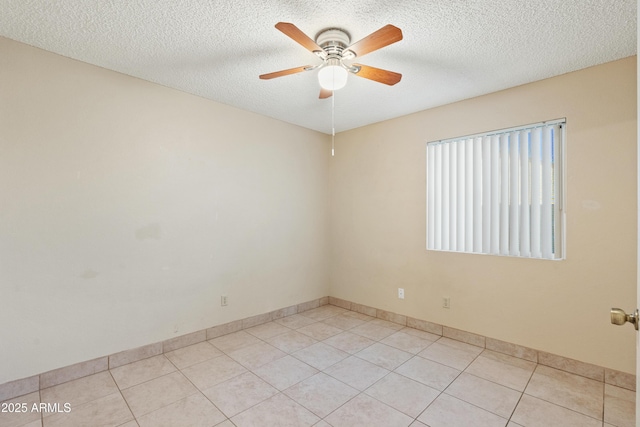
[259,66,311,80]
[353,64,402,85]
[319,88,333,99]
[275,22,323,53]
[345,24,403,58]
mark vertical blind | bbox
[427,120,564,260]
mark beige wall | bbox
[330,57,638,373]
[0,37,330,384]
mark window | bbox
[426,119,565,260]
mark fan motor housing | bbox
[316,28,350,57]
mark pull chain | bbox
[331,89,335,156]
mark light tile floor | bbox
[1,305,635,427]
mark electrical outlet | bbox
[398,288,405,299]
[443,297,451,309]
[221,295,228,306]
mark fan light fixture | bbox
[318,62,348,91]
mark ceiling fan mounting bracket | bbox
[313,50,327,60]
[315,28,352,61]
[315,28,351,48]
[346,64,360,73]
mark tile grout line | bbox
[601,380,605,424]
[114,357,227,424]
[520,364,606,424]
[203,311,329,424]
[38,385,43,427]
[314,310,436,425]
[337,332,464,417]
[459,370,525,421]
[521,392,606,425]
[106,369,136,427]
[428,344,491,421]
[441,390,511,424]
[286,307,398,425]
[352,345,447,426]
[228,313,344,425]
[162,351,216,413]
[506,363,538,424]
[312,311,399,425]
[408,355,451,427]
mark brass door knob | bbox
[611,308,639,330]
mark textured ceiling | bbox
[0,0,636,134]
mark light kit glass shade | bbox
[318,64,348,91]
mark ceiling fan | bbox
[259,22,403,99]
